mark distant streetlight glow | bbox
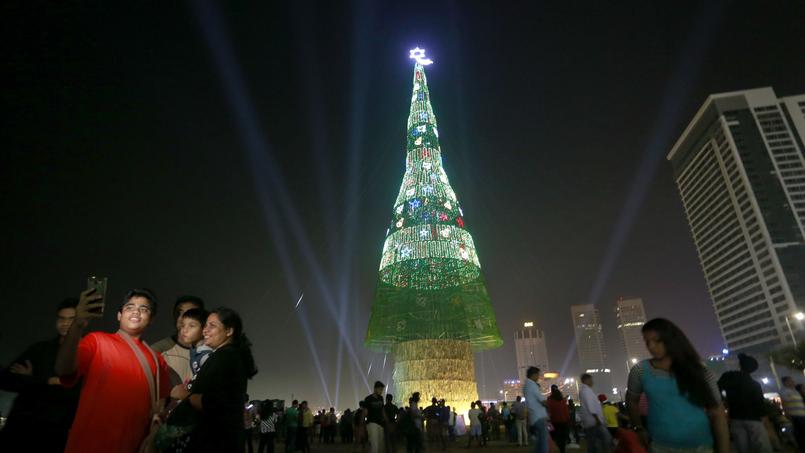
[722,348,729,355]
[796,312,805,321]
[761,377,770,384]
[631,358,638,364]
[524,321,534,327]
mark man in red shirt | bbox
[56,287,171,453]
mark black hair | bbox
[57,298,79,311]
[120,288,158,315]
[386,394,394,402]
[783,376,794,385]
[550,386,563,401]
[292,399,299,405]
[642,318,717,408]
[209,307,258,379]
[173,295,205,320]
[374,380,385,389]
[580,373,592,382]
[181,307,209,325]
[738,353,759,373]
[526,366,540,379]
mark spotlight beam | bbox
[557,1,727,376]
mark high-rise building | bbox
[616,297,649,370]
[514,321,549,383]
[571,304,613,395]
[667,87,805,352]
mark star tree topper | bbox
[409,47,433,65]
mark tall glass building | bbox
[667,87,805,352]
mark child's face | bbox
[179,317,204,347]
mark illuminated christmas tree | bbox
[365,48,502,411]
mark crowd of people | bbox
[1,293,804,453]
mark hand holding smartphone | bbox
[84,276,108,316]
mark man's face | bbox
[584,377,594,387]
[174,301,200,332]
[117,296,153,334]
[56,307,77,337]
[374,386,384,396]
[785,379,795,389]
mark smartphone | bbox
[86,276,108,314]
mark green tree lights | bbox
[365,56,502,353]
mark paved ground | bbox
[250,437,588,452]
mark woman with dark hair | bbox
[626,318,728,453]
[547,385,570,453]
[171,307,258,452]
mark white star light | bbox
[409,47,433,65]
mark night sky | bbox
[3,1,805,410]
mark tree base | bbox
[391,339,478,415]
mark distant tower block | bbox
[616,297,649,371]
[515,321,549,383]
[571,304,612,397]
[365,48,502,412]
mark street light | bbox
[761,377,770,385]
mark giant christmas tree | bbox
[366,48,502,412]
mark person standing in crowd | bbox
[0,298,81,452]
[488,402,501,441]
[781,376,805,450]
[284,400,299,453]
[601,396,619,438]
[438,400,450,448]
[478,401,489,446]
[524,366,549,453]
[364,381,387,453]
[626,318,729,453]
[424,397,441,446]
[340,408,354,444]
[299,401,313,453]
[406,393,424,453]
[579,373,610,453]
[717,353,772,453]
[152,296,205,385]
[467,401,482,448]
[56,288,171,453]
[356,400,369,449]
[258,401,278,453]
[567,398,579,445]
[512,395,529,446]
[547,385,570,453]
[449,407,457,442]
[500,401,512,442]
[170,307,258,452]
[384,393,398,453]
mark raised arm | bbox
[55,289,102,376]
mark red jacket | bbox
[547,397,570,424]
